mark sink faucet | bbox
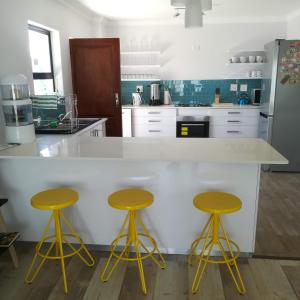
[57,111,72,123]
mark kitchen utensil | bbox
[231,56,240,63]
[240,56,248,63]
[164,89,172,105]
[249,56,256,63]
[237,92,250,105]
[256,56,264,63]
[132,93,142,106]
[251,70,257,78]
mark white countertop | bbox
[122,104,260,109]
[0,136,288,164]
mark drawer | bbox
[209,125,258,138]
[133,108,176,117]
[210,116,259,126]
[133,125,176,137]
[133,115,176,126]
[209,109,259,117]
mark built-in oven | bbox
[176,116,209,138]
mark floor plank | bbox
[153,255,188,300]
[248,259,298,300]
[281,265,300,299]
[188,259,225,300]
[255,172,300,258]
[83,256,127,300]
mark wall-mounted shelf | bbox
[226,62,266,66]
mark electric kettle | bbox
[132,93,142,106]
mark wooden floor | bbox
[255,171,300,258]
[1,244,300,300]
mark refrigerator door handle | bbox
[267,116,273,144]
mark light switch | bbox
[240,84,248,92]
[230,84,238,91]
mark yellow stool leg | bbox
[219,217,246,294]
[60,212,95,267]
[135,212,166,269]
[188,215,213,266]
[100,213,131,282]
[130,211,147,295]
[191,217,214,294]
[25,212,56,284]
[54,210,68,294]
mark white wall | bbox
[287,13,300,39]
[104,22,286,80]
[0,0,96,142]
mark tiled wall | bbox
[121,79,262,105]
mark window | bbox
[28,24,55,95]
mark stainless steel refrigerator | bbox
[260,39,300,172]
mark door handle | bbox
[115,93,120,108]
[227,120,241,123]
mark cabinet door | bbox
[122,109,132,137]
[70,38,122,136]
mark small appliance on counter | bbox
[163,87,172,105]
[214,88,221,104]
[252,89,261,105]
[132,92,142,106]
[149,83,162,106]
[237,92,250,105]
[0,74,35,144]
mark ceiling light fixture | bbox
[185,0,203,28]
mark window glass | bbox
[33,79,55,95]
[28,30,52,73]
[28,24,55,95]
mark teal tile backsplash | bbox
[121,79,262,105]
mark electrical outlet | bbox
[136,85,143,93]
[230,84,238,91]
[240,84,248,92]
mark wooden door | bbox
[70,38,122,136]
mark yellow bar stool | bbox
[100,188,166,294]
[189,192,246,295]
[25,188,95,294]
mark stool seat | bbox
[31,188,78,210]
[193,192,241,214]
[108,188,153,210]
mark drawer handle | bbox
[227,130,240,133]
[181,124,205,126]
[148,130,161,132]
[148,120,161,123]
[148,112,161,114]
[228,112,241,114]
[227,120,241,123]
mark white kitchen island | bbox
[0,137,287,254]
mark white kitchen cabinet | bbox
[132,108,176,137]
[209,108,259,138]
[122,108,132,137]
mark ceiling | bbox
[66,0,300,22]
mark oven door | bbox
[176,120,209,138]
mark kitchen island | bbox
[0,137,287,254]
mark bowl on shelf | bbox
[231,56,240,63]
[240,56,248,63]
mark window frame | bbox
[28,24,55,92]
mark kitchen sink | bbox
[35,118,101,134]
